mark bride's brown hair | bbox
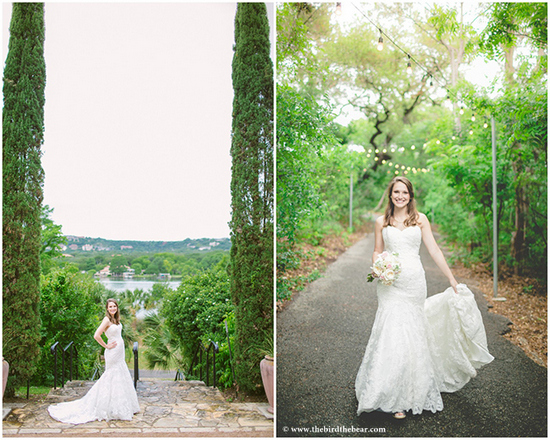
[383,176,420,228]
[105,299,120,325]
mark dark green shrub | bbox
[35,269,105,385]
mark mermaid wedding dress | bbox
[48,323,140,424]
[355,225,494,415]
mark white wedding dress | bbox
[48,323,140,424]
[355,225,494,415]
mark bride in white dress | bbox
[355,177,494,419]
[48,298,140,424]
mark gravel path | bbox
[276,234,547,437]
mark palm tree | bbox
[142,312,185,371]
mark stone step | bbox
[47,379,220,404]
[130,369,179,380]
[4,378,273,436]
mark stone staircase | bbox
[3,379,273,437]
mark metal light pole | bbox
[349,172,353,230]
[491,116,503,300]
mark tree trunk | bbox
[511,160,528,275]
[502,44,516,85]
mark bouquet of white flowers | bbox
[367,251,401,286]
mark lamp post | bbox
[492,116,505,301]
[349,172,353,230]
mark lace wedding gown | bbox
[355,225,494,415]
[48,323,140,424]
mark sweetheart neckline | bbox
[386,225,420,232]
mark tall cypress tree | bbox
[230,3,274,392]
[3,3,46,394]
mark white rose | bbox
[385,269,396,281]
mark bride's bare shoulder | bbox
[416,212,430,226]
[375,215,385,228]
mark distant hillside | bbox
[62,235,231,255]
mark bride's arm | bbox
[373,216,385,264]
[94,317,117,349]
[418,213,458,293]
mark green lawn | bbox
[16,385,50,397]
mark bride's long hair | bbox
[383,176,420,228]
[105,298,120,325]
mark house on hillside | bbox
[97,266,111,277]
[123,268,135,279]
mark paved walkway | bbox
[3,379,273,437]
[277,234,547,437]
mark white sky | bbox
[3,2,275,241]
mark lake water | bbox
[98,279,181,293]
[98,279,181,319]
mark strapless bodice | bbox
[105,323,122,341]
[382,225,422,257]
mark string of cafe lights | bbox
[365,146,430,176]
[336,3,491,118]
[334,2,493,175]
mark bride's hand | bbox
[106,341,117,350]
[450,278,458,294]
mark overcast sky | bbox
[2,2,275,241]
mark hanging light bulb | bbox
[459,106,464,115]
[377,29,384,51]
[469,130,474,135]
[446,95,451,105]
[471,115,476,122]
[406,55,412,75]
[335,2,342,15]
[483,122,488,129]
